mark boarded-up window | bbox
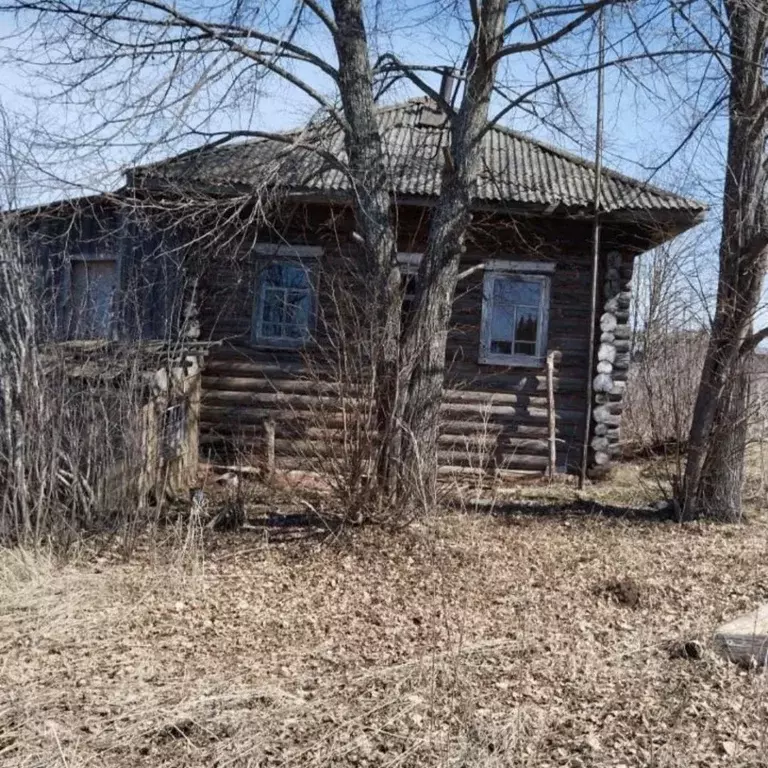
[68,258,117,339]
[480,267,551,366]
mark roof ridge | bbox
[133,96,708,217]
[369,98,704,208]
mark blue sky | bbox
[0,2,727,203]
[0,0,739,325]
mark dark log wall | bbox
[19,200,186,342]
[196,202,640,478]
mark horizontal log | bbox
[593,405,622,426]
[203,376,339,393]
[594,392,624,405]
[440,419,582,438]
[613,352,631,370]
[200,402,587,428]
[201,391,346,410]
[205,351,595,385]
[438,451,552,470]
[212,434,561,459]
[201,387,588,414]
[610,380,627,396]
[440,400,585,422]
[593,424,620,439]
[613,325,632,340]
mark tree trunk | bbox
[399,0,510,506]
[696,367,750,521]
[682,0,768,521]
[329,0,404,503]
[0,228,45,541]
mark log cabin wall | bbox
[195,202,639,478]
[18,199,187,343]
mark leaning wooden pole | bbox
[546,351,557,481]
[579,8,606,489]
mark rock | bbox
[714,604,768,666]
[668,639,704,660]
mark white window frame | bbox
[479,262,553,367]
[251,244,321,347]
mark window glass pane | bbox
[486,275,545,359]
[262,288,285,324]
[261,263,284,287]
[260,324,280,338]
[490,279,516,347]
[505,278,542,306]
[284,291,311,337]
[490,339,513,355]
[514,341,537,356]
[69,259,117,339]
[515,306,539,343]
[257,262,313,341]
[262,262,309,289]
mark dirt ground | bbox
[2,469,768,767]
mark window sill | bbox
[478,353,545,368]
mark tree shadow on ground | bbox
[458,497,679,525]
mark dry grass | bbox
[2,474,768,767]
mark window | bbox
[398,254,420,319]
[480,263,552,366]
[162,401,187,459]
[67,258,118,339]
[251,245,320,346]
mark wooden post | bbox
[264,419,275,480]
[546,351,557,481]
[579,6,606,490]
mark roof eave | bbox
[130,174,708,237]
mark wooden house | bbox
[21,98,707,480]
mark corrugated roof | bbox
[138,99,706,216]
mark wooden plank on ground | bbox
[714,604,768,667]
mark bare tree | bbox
[682,0,768,521]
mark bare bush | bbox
[623,330,708,455]
[0,217,204,552]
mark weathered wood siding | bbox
[18,199,187,342]
[196,203,640,477]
